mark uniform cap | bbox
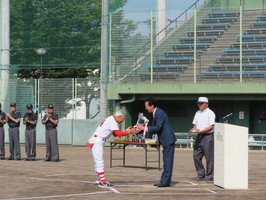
[26,104,33,109]
[48,104,54,109]
[10,102,16,107]
[197,97,209,103]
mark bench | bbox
[224,49,266,56]
[157,57,194,65]
[209,63,266,71]
[244,28,266,35]
[239,35,266,42]
[231,41,266,49]
[216,56,266,63]
[187,30,224,37]
[250,21,266,28]
[257,16,266,21]
[140,72,179,80]
[196,23,231,30]
[201,71,266,79]
[180,36,217,44]
[208,11,240,18]
[202,17,237,24]
[164,50,202,57]
[249,135,266,150]
[172,43,210,51]
[144,65,188,72]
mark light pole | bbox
[36,48,46,116]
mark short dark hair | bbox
[145,97,157,107]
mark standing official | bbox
[0,103,6,160]
[191,97,216,181]
[23,104,37,161]
[137,98,176,187]
[42,104,59,162]
[6,103,21,160]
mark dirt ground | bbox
[0,145,265,200]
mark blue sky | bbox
[123,0,201,12]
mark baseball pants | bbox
[25,129,36,159]
[0,127,5,158]
[45,129,59,161]
[91,136,106,172]
[193,133,214,180]
[9,127,21,159]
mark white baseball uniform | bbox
[90,116,119,173]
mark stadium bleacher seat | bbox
[196,23,231,30]
[164,50,202,57]
[244,28,266,35]
[172,43,210,51]
[231,41,266,49]
[202,17,237,24]
[208,11,240,18]
[239,35,266,42]
[256,16,266,21]
[201,71,266,79]
[250,21,266,28]
[224,49,266,56]
[187,30,224,37]
[216,56,266,63]
[209,63,266,71]
[144,65,188,72]
[180,36,217,43]
[140,72,179,80]
[157,57,194,65]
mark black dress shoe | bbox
[25,158,30,161]
[0,157,5,160]
[194,177,205,181]
[154,184,170,187]
[204,177,214,182]
[43,159,51,162]
[31,158,36,161]
[8,157,14,160]
[16,158,21,161]
[52,159,59,162]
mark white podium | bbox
[214,123,248,189]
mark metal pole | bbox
[74,78,77,119]
[108,12,112,82]
[37,79,40,114]
[100,0,109,119]
[1,0,10,110]
[34,79,37,110]
[239,5,243,83]
[193,8,197,84]
[72,78,75,119]
[150,10,154,84]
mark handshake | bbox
[125,126,140,134]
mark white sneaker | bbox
[98,182,114,188]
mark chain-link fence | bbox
[1,78,100,119]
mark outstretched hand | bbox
[126,127,139,134]
[136,124,145,131]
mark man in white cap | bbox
[191,97,215,181]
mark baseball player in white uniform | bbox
[86,110,138,188]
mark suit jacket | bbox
[148,107,176,146]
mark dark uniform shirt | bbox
[7,111,21,128]
[42,113,59,129]
[0,110,6,127]
[23,112,37,130]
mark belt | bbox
[94,135,106,142]
[46,127,56,130]
[26,127,36,130]
[9,126,19,128]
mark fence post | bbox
[239,5,243,83]
[109,12,112,82]
[193,7,197,84]
[150,10,154,84]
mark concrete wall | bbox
[3,119,102,146]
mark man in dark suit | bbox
[137,98,176,187]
